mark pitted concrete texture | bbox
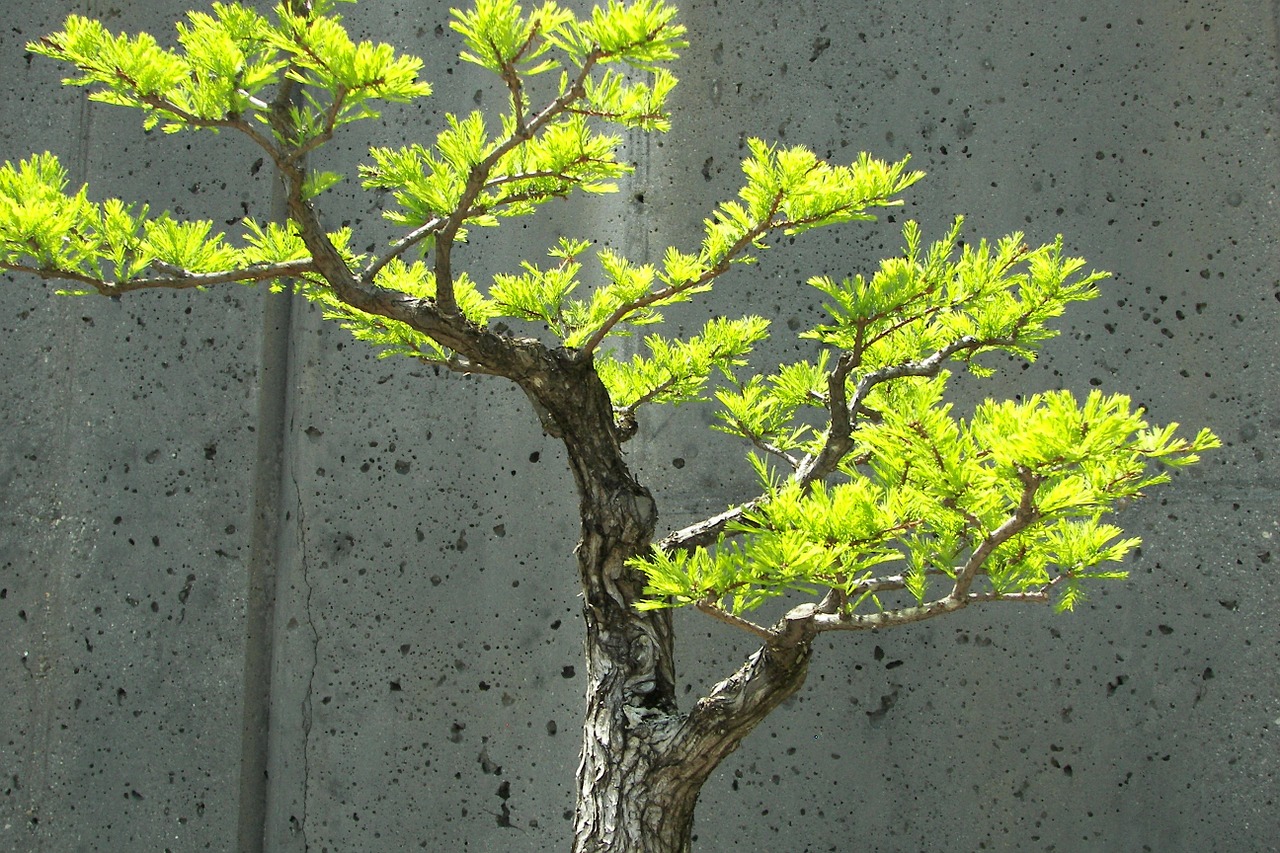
[2,1,1277,851]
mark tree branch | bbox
[433,50,605,316]
[2,259,318,295]
[949,465,1040,599]
[656,498,764,554]
[660,334,1013,556]
[658,637,812,780]
[839,566,960,599]
[694,599,777,645]
[418,351,511,379]
[576,193,785,358]
[360,216,445,284]
[281,85,348,166]
[359,148,602,287]
[663,477,1050,788]
[775,470,1044,636]
[132,93,279,154]
[799,588,1050,633]
[793,350,858,482]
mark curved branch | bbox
[660,333,1017,556]
[653,637,812,793]
[133,94,279,154]
[668,480,1051,802]
[949,465,1040,599]
[362,160,610,288]
[281,85,348,165]
[775,584,1050,643]
[581,177,900,358]
[778,468,1044,636]
[657,497,764,554]
[800,588,1050,633]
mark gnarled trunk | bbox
[571,618,813,853]
[527,353,816,853]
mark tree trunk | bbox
[571,633,813,852]
[526,352,817,852]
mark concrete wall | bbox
[2,1,1276,851]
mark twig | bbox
[695,599,778,645]
[361,217,445,284]
[949,466,1040,600]
[576,193,785,357]
[433,49,606,315]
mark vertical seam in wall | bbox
[21,41,100,853]
[1273,1,1280,119]
[235,180,297,853]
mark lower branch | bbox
[2,259,318,296]
[580,635,813,853]
[656,497,764,553]
[778,587,1050,635]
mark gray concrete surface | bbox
[2,1,1277,851]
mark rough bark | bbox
[520,353,817,853]
[570,635,814,853]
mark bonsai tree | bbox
[1,0,1218,850]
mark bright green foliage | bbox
[712,218,1107,464]
[449,0,684,96]
[0,153,100,274]
[29,2,428,139]
[866,381,1215,610]
[714,353,832,459]
[597,316,770,411]
[362,111,628,230]
[804,219,1103,374]
[560,145,918,358]
[632,210,1218,618]
[140,216,240,272]
[0,152,253,288]
[361,0,685,242]
[546,0,685,70]
[488,237,587,334]
[563,248,663,344]
[638,476,919,613]
[272,6,429,98]
[699,142,924,264]
[268,10,431,150]
[3,0,1218,631]
[450,1,577,75]
[577,67,678,131]
[464,140,917,363]
[240,218,312,265]
[363,115,498,228]
[637,380,1217,615]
